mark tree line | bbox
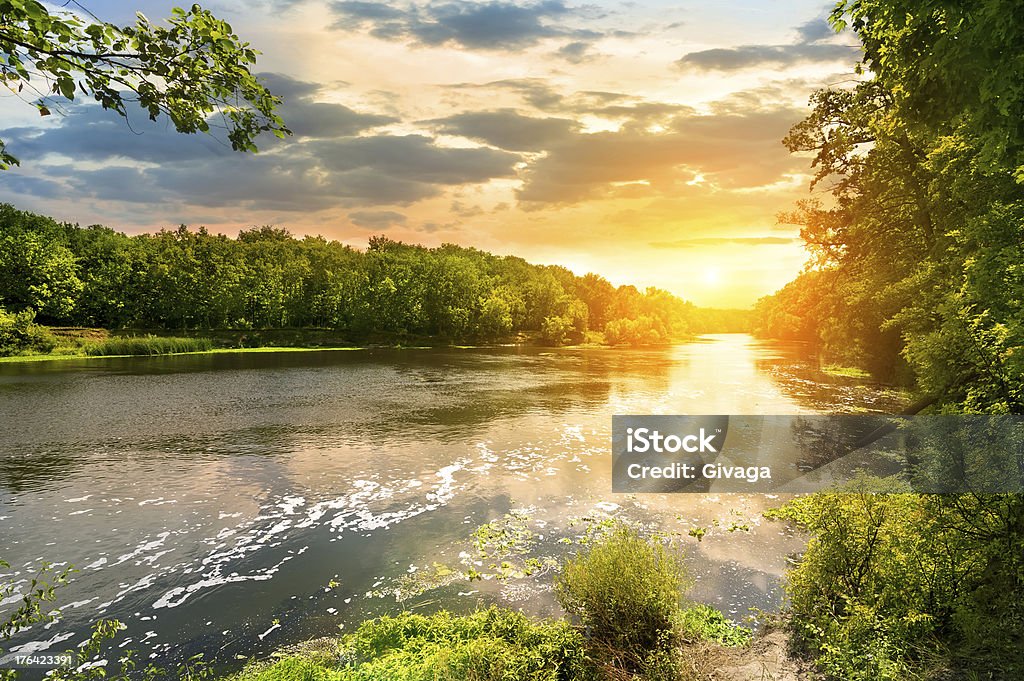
[751,2,1023,412]
[0,204,744,346]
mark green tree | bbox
[0,219,81,321]
[0,1,289,169]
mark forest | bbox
[0,203,746,355]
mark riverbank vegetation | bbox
[751,1,1024,679]
[2,526,760,681]
[225,525,752,681]
[0,204,747,356]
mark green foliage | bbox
[603,316,667,346]
[0,206,722,345]
[230,609,596,681]
[83,335,212,356]
[539,314,573,346]
[769,492,1024,679]
[677,605,751,648]
[555,525,689,662]
[0,1,289,168]
[0,559,72,644]
[0,206,82,320]
[0,306,55,356]
[752,12,1024,675]
[752,1,1024,395]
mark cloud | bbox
[257,72,396,139]
[315,134,519,185]
[348,210,407,228]
[556,41,593,63]
[650,237,794,248]
[676,43,859,71]
[516,108,807,204]
[425,109,579,151]
[448,80,695,127]
[328,0,596,50]
[0,80,519,212]
[795,16,836,43]
[1,74,395,166]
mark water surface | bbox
[0,335,902,672]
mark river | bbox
[0,334,903,674]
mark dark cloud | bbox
[285,102,395,139]
[315,135,519,185]
[0,174,66,200]
[650,237,794,248]
[256,72,324,101]
[425,109,579,151]
[348,210,407,228]
[0,75,518,212]
[256,72,396,139]
[0,74,395,167]
[795,16,836,43]
[676,43,859,71]
[329,0,596,50]
[556,41,593,63]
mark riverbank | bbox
[0,325,683,363]
[224,611,813,681]
[0,345,368,363]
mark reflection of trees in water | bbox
[0,347,681,493]
[754,342,906,414]
[788,415,889,472]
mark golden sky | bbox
[0,1,862,307]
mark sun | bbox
[702,267,721,286]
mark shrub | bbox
[555,525,689,660]
[0,306,56,356]
[678,605,752,648]
[768,491,1024,680]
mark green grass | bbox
[84,336,214,356]
[821,364,872,379]
[227,608,596,681]
[0,344,366,363]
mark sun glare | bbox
[702,267,721,286]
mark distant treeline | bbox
[0,204,747,345]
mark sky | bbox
[0,1,862,307]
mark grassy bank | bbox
[0,324,697,363]
[0,326,371,363]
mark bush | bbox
[678,605,752,648]
[85,335,213,356]
[768,491,1024,680]
[555,524,689,665]
[0,306,56,356]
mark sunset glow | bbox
[0,0,863,307]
